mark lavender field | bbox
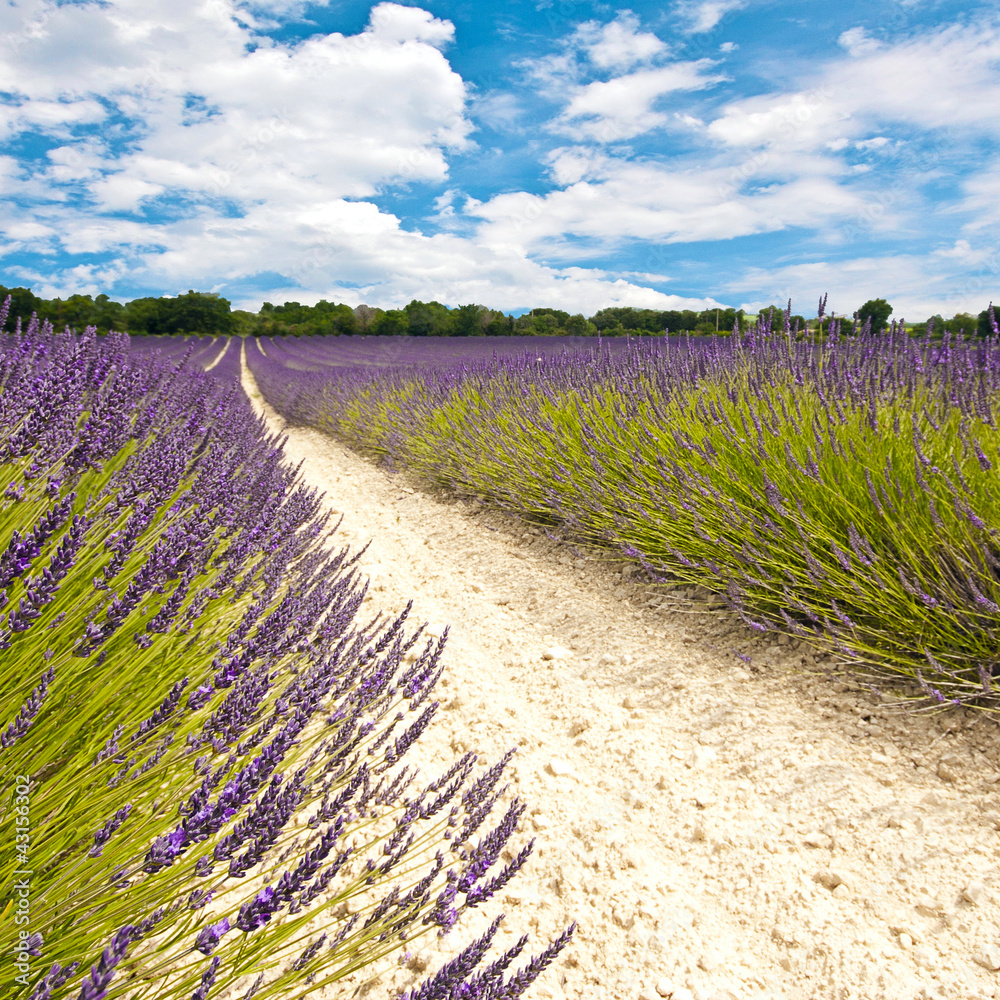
[247,313,1000,709]
[0,308,570,1000]
[5,305,999,1000]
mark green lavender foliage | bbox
[249,318,1000,709]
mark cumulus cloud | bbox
[0,1,473,211]
[521,11,723,143]
[571,11,667,70]
[125,197,715,313]
[0,1,725,312]
[470,150,870,253]
[365,3,454,47]
[521,10,723,144]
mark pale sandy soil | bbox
[241,357,1000,1000]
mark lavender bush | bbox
[248,305,1000,708]
[0,302,571,999]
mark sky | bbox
[0,0,998,320]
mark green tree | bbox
[404,299,453,337]
[169,290,234,334]
[324,302,359,335]
[977,306,998,338]
[657,310,700,334]
[483,310,515,336]
[453,303,488,337]
[52,293,96,331]
[923,315,946,337]
[944,312,977,337]
[370,308,409,336]
[92,293,126,332]
[123,296,163,334]
[564,313,597,336]
[590,307,644,332]
[353,304,379,333]
[124,291,233,335]
[231,310,263,337]
[856,298,892,334]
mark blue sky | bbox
[0,0,998,320]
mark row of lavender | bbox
[247,309,1000,708]
[0,307,570,1000]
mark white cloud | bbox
[0,1,473,212]
[0,3,722,313]
[90,176,166,213]
[365,3,454,47]
[470,150,870,253]
[854,136,892,151]
[559,61,724,141]
[838,27,882,58]
[932,239,994,266]
[710,20,1000,153]
[471,90,521,129]
[45,144,105,183]
[617,270,673,283]
[524,12,721,144]
[572,12,667,70]
[120,198,716,313]
[674,0,746,34]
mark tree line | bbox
[0,284,995,339]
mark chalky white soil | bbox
[241,360,1000,1000]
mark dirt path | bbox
[241,355,1000,1000]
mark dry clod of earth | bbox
[243,362,1000,1000]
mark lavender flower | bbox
[191,957,221,1000]
[89,803,133,857]
[1,665,54,750]
[194,919,231,956]
[27,961,81,1000]
[235,887,279,933]
[74,925,135,1000]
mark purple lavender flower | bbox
[131,678,188,743]
[144,828,185,873]
[89,803,133,857]
[235,887,279,933]
[0,665,54,751]
[194,918,231,956]
[290,933,327,972]
[188,888,214,910]
[26,961,81,1000]
[191,957,221,1000]
[74,924,135,1000]
[187,684,214,711]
